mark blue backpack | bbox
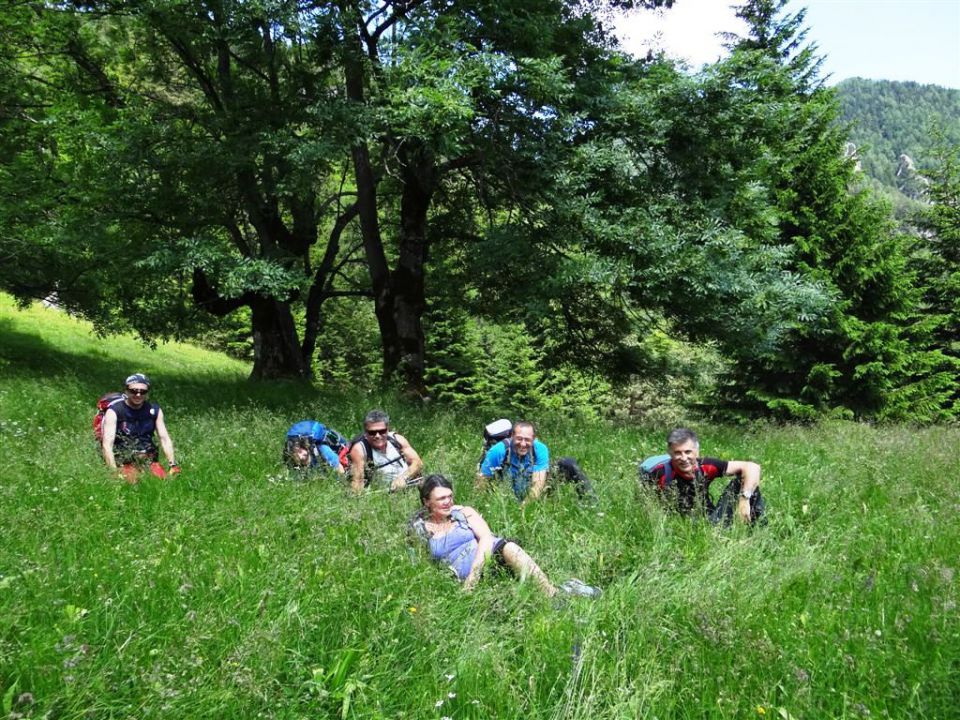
[639,454,673,486]
[284,421,350,468]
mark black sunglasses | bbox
[365,427,389,436]
[127,388,149,396]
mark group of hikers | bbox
[98,373,765,598]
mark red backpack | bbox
[93,392,124,443]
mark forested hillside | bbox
[835,78,960,210]
[1,0,957,421]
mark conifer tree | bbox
[715,0,957,420]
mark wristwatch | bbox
[740,489,754,500]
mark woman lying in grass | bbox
[410,474,599,597]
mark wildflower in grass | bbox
[757,707,765,716]
[435,699,444,708]
[447,692,456,699]
[409,606,417,614]
[444,673,455,681]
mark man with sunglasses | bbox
[100,373,179,482]
[349,409,423,493]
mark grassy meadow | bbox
[1,295,957,719]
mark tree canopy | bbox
[1,0,955,421]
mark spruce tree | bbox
[714,0,956,420]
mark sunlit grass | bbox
[1,296,957,719]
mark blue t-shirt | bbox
[480,439,549,499]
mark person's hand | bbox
[737,496,751,523]
[390,477,407,492]
[463,573,479,592]
[169,463,181,475]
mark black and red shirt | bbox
[646,457,729,514]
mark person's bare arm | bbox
[525,470,548,502]
[725,460,761,523]
[460,506,494,591]
[389,433,423,491]
[101,409,119,470]
[349,443,367,494]
[154,409,177,468]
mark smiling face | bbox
[511,424,535,458]
[125,383,150,409]
[291,446,311,468]
[425,486,454,520]
[668,439,699,478]
[364,422,389,452]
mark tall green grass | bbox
[1,296,957,719]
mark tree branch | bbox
[191,267,251,316]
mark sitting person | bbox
[640,427,765,524]
[100,373,179,483]
[349,409,423,493]
[410,474,599,596]
[283,420,348,474]
[477,420,594,503]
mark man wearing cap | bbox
[100,373,179,482]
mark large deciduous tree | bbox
[2,1,366,379]
[1,0,674,390]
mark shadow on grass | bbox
[0,317,369,417]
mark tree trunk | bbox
[342,25,410,389]
[249,297,309,380]
[389,140,436,398]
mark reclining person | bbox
[477,420,594,503]
[349,409,423,493]
[410,474,599,597]
[640,427,765,524]
[283,420,347,475]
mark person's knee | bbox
[501,541,524,563]
[555,457,594,494]
[556,456,577,472]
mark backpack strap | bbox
[108,396,128,422]
[662,459,673,487]
[409,510,429,542]
[351,432,406,484]
[662,459,705,488]
[498,438,537,475]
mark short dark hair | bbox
[667,427,699,448]
[364,409,390,427]
[419,473,453,505]
[512,420,536,437]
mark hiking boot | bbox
[559,578,601,598]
